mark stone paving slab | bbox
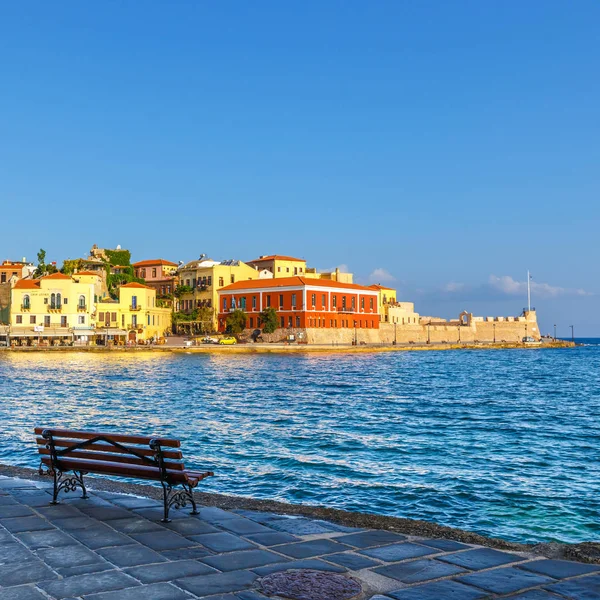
[0,475,596,600]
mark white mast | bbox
[527,270,531,312]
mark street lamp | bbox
[427,322,430,344]
[394,321,397,346]
[554,324,557,341]
[570,325,574,342]
[458,324,461,343]
[493,323,496,343]
[354,321,357,346]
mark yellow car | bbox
[218,336,237,345]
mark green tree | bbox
[226,309,248,334]
[260,307,278,334]
[61,258,83,275]
[174,284,193,298]
[34,248,58,277]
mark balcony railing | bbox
[337,307,355,313]
[129,305,141,311]
[127,323,142,330]
[21,304,31,311]
[47,305,62,312]
[77,304,87,311]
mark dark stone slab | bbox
[36,504,84,519]
[0,504,36,518]
[361,543,437,562]
[0,558,58,586]
[56,562,114,577]
[503,591,560,599]
[0,542,36,564]
[131,507,190,521]
[85,582,192,600]
[68,524,134,549]
[202,549,288,572]
[215,518,275,535]
[0,479,38,489]
[1,516,54,533]
[109,496,162,510]
[438,547,524,570]
[39,570,140,599]
[268,517,334,535]
[98,544,168,567]
[0,586,49,600]
[274,539,353,559]
[14,494,56,507]
[418,538,471,552]
[335,530,407,548]
[195,506,239,522]
[326,552,380,570]
[176,569,258,596]
[459,567,554,594]
[125,559,218,583]
[162,517,220,536]
[37,544,100,568]
[0,495,19,505]
[375,558,467,583]
[79,506,134,521]
[233,510,288,525]
[160,546,213,560]
[53,516,98,530]
[388,580,488,600]
[313,520,363,533]
[108,517,164,534]
[130,530,196,551]
[519,558,600,578]
[189,532,257,553]
[252,558,346,576]
[545,573,600,599]
[244,531,300,547]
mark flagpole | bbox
[527,270,531,312]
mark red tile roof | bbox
[247,255,305,263]
[219,276,378,293]
[76,271,102,277]
[133,259,178,267]
[13,279,40,289]
[120,282,151,289]
[41,272,71,280]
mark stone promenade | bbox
[0,476,598,600]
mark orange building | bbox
[0,260,34,284]
[217,277,380,332]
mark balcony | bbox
[21,304,31,311]
[127,323,143,330]
[129,305,141,311]
[337,307,355,313]
[47,305,62,312]
[77,304,87,312]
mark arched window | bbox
[56,293,62,307]
[50,293,56,308]
[79,295,86,308]
[22,295,30,309]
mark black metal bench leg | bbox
[78,471,89,499]
[160,482,171,523]
[50,469,60,505]
[184,483,199,516]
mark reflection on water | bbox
[1,347,599,544]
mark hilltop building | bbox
[247,255,353,284]
[133,259,178,297]
[217,277,380,334]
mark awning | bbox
[97,328,127,336]
[10,328,72,337]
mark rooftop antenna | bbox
[527,270,532,312]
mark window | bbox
[131,296,137,309]
[50,293,56,308]
[294,267,298,275]
[291,293,296,307]
[44,298,48,304]
[342,296,346,309]
[278,267,281,272]
[148,315,151,326]
[351,297,356,310]
[311,294,316,307]
[288,316,293,327]
[122,315,125,327]
[132,315,137,327]
[322,294,326,307]
[361,297,365,309]
[279,294,284,308]
[300,267,303,272]
[370,298,374,310]
[79,295,86,308]
[286,267,290,272]
[78,316,85,324]
[30,315,36,324]
[44,316,50,326]
[241,296,247,309]
[249,317,254,328]
[208,276,212,286]
[111,312,116,322]
[296,316,300,327]
[333,295,337,308]
[219,277,224,287]
[22,294,30,309]
[223,297,228,310]
[231,275,235,284]
[141,269,146,278]
[252,296,257,310]
[266,295,271,307]
[63,297,68,305]
[280,316,285,327]
[61,316,67,327]
[0,273,5,283]
[152,268,157,278]
[16,315,22,324]
[231,297,237,309]
[192,278,197,289]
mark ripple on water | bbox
[0,347,599,544]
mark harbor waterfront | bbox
[1,342,598,546]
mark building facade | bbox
[95,282,172,344]
[133,259,178,297]
[247,255,353,284]
[217,277,380,332]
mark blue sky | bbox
[1,2,598,335]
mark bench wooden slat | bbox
[37,448,185,470]
[40,456,190,483]
[35,438,183,460]
[34,427,180,448]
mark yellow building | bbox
[248,255,353,283]
[10,272,97,346]
[177,258,261,332]
[96,282,171,344]
[368,284,420,325]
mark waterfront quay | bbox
[1,474,599,600]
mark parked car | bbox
[219,336,237,345]
[202,336,218,344]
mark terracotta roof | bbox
[133,259,178,267]
[75,271,102,277]
[14,279,40,289]
[247,255,305,263]
[120,282,151,289]
[42,272,71,280]
[219,276,378,293]
[369,284,396,291]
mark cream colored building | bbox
[96,282,172,344]
[10,272,97,345]
[248,255,353,283]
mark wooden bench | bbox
[35,427,214,522]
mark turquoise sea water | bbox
[0,342,599,544]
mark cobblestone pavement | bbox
[0,476,598,599]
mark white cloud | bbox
[319,263,350,274]
[368,268,396,284]
[488,275,592,298]
[442,282,465,293]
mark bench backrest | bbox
[34,427,187,482]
